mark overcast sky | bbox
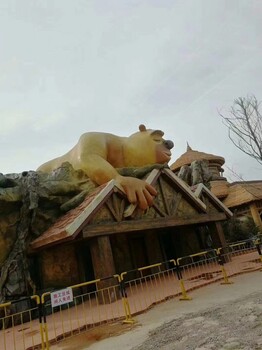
[1,0,261,181]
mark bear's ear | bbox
[139,124,147,132]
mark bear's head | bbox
[124,124,174,167]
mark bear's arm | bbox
[76,133,157,210]
[76,133,120,185]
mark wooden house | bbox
[30,168,232,290]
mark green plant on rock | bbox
[223,214,258,243]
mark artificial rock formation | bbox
[171,144,229,198]
[0,161,169,302]
[0,163,96,302]
[177,160,213,189]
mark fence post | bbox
[215,248,233,285]
[41,293,50,350]
[32,295,46,350]
[0,301,11,350]
[254,238,262,270]
[116,273,135,324]
[173,259,192,301]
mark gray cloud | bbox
[0,0,261,180]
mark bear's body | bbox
[37,125,174,209]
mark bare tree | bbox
[219,95,262,165]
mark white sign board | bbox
[50,287,73,308]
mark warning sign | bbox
[50,287,73,308]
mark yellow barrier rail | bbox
[0,295,44,350]
[219,240,259,277]
[121,260,180,315]
[176,250,225,298]
[118,273,134,324]
[41,275,125,349]
[1,237,262,349]
[215,248,233,285]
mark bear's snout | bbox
[164,140,174,150]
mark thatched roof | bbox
[171,144,225,171]
[223,181,262,208]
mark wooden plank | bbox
[83,212,227,238]
[194,183,233,217]
[162,169,207,212]
[172,192,183,216]
[158,176,170,215]
[123,168,161,217]
[151,202,168,217]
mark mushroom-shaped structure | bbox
[171,144,229,198]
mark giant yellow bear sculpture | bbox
[37,125,174,210]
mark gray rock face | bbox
[0,162,161,303]
[177,160,213,188]
[0,163,96,303]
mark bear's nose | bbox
[164,140,174,150]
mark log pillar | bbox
[250,203,262,232]
[209,222,227,248]
[215,222,227,247]
[89,236,117,303]
[209,221,230,262]
[89,236,116,279]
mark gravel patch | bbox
[132,292,262,350]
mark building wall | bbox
[38,222,227,290]
[110,234,133,273]
[40,244,80,289]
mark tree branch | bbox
[219,95,262,165]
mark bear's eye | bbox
[153,138,162,143]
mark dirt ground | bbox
[53,271,262,350]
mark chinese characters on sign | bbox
[50,287,73,308]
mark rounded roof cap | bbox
[171,143,225,171]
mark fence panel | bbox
[122,260,180,315]
[177,250,223,298]
[42,276,125,349]
[1,238,261,350]
[220,240,261,277]
[0,295,43,350]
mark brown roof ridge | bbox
[230,180,262,185]
[123,168,162,217]
[31,180,117,250]
[193,183,232,218]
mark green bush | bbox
[223,215,258,243]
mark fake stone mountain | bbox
[0,125,219,303]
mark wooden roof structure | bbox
[223,181,262,208]
[171,144,225,172]
[31,168,232,250]
[193,183,232,217]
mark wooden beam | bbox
[151,202,168,217]
[172,192,183,216]
[162,169,207,212]
[250,202,262,231]
[158,176,170,215]
[83,212,227,238]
